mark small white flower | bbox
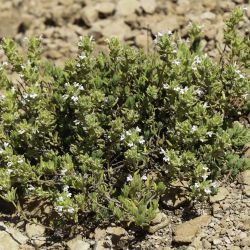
[203,166,209,171]
[58,196,64,202]
[0,148,4,154]
[157,32,164,37]
[211,182,217,188]
[79,52,86,60]
[125,130,131,136]
[11,87,16,93]
[120,134,125,141]
[28,185,35,191]
[160,147,166,154]
[173,49,177,54]
[200,138,205,142]
[66,192,72,198]
[194,183,200,188]
[73,82,79,88]
[195,89,203,97]
[21,65,25,70]
[55,206,64,213]
[19,74,24,78]
[62,94,69,100]
[135,126,141,133]
[179,86,188,94]
[168,30,172,35]
[163,83,170,89]
[163,156,170,162]
[60,169,67,175]
[202,173,208,180]
[173,59,180,65]
[141,175,147,181]
[174,86,181,92]
[63,185,69,192]
[4,142,9,148]
[203,102,208,108]
[7,162,13,167]
[74,120,80,125]
[6,169,13,174]
[23,93,29,99]
[242,94,249,99]
[76,63,81,68]
[127,142,134,147]
[65,82,70,87]
[191,125,198,133]
[204,188,211,194]
[206,131,213,137]
[17,159,24,164]
[78,85,84,91]
[239,73,245,79]
[18,129,26,135]
[0,94,6,100]
[242,7,248,11]
[23,37,29,42]
[71,96,79,103]
[2,62,8,66]
[126,174,133,182]
[139,137,145,145]
[67,207,75,213]
[192,65,197,71]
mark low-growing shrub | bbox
[0,8,249,228]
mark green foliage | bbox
[0,9,249,228]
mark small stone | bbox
[148,216,170,234]
[139,0,156,14]
[238,170,250,185]
[239,232,247,239]
[67,236,90,250]
[25,223,45,239]
[96,2,115,17]
[213,238,222,245]
[94,228,106,241]
[202,239,211,248]
[243,186,250,197]
[176,0,190,15]
[210,187,229,203]
[174,215,212,243]
[201,11,216,20]
[241,236,250,247]
[106,227,127,237]
[230,247,241,250]
[116,0,140,16]
[81,6,98,27]
[151,212,166,225]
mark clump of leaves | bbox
[0,8,249,228]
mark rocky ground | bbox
[0,0,249,65]
[0,0,250,249]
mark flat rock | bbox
[151,15,181,34]
[106,226,127,237]
[174,215,212,243]
[81,6,98,27]
[102,19,130,41]
[25,223,45,238]
[148,215,170,234]
[96,2,115,17]
[0,222,28,250]
[241,236,250,247]
[244,186,250,197]
[139,0,156,14]
[210,187,229,203]
[116,0,140,16]
[67,236,90,250]
[238,170,250,185]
